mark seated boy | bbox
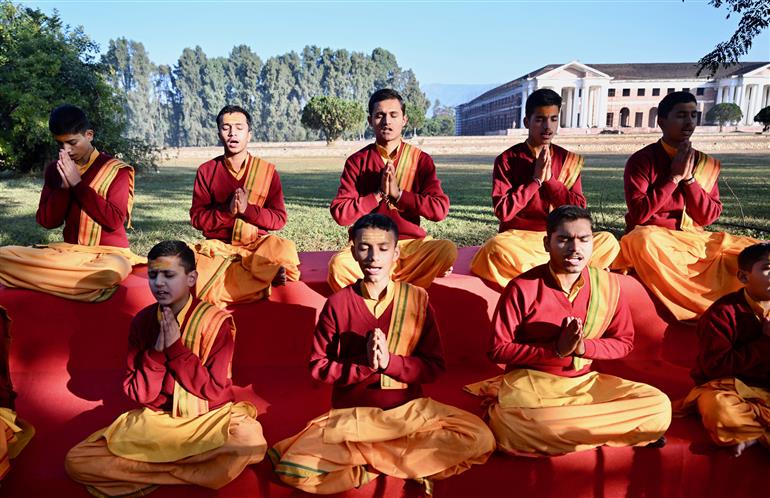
[65,241,266,496]
[0,104,143,302]
[190,105,300,307]
[270,214,494,494]
[0,306,35,481]
[675,242,770,456]
[467,205,671,456]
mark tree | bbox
[301,96,365,144]
[420,100,456,136]
[694,0,770,76]
[706,102,743,131]
[754,105,770,131]
[396,70,430,136]
[226,45,263,132]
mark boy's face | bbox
[351,227,400,285]
[54,130,94,164]
[738,255,770,302]
[218,112,251,156]
[147,255,198,309]
[524,105,559,147]
[544,218,594,274]
[658,102,697,143]
[368,98,407,144]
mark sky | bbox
[28,0,770,85]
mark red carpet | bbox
[1,247,768,497]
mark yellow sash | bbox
[171,301,235,418]
[572,267,621,371]
[380,282,429,390]
[232,155,276,246]
[680,151,720,232]
[393,143,422,193]
[77,158,135,246]
[557,150,584,190]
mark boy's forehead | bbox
[553,218,592,236]
[530,105,560,118]
[372,99,402,114]
[670,102,697,114]
[53,133,85,142]
[148,255,183,270]
[220,112,248,125]
[355,228,395,244]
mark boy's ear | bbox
[187,270,198,288]
[85,129,94,142]
[543,234,550,253]
[737,269,749,284]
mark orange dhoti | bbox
[0,408,35,480]
[466,369,671,457]
[470,229,620,289]
[327,237,457,293]
[612,226,759,321]
[269,397,494,494]
[65,402,267,497]
[674,378,770,448]
[0,243,144,302]
[194,236,300,307]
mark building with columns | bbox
[455,61,770,135]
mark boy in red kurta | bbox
[613,91,758,321]
[270,214,494,494]
[675,242,770,456]
[327,89,457,292]
[65,241,266,497]
[471,89,619,289]
[466,205,670,456]
[190,105,300,307]
[0,105,143,302]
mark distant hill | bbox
[423,83,500,115]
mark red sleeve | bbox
[190,165,236,234]
[0,309,15,409]
[36,162,70,229]
[395,153,450,222]
[488,282,566,366]
[541,172,587,208]
[681,174,722,227]
[624,150,679,227]
[71,167,130,232]
[696,304,770,379]
[491,153,541,223]
[580,290,634,360]
[123,313,167,405]
[163,320,234,401]
[309,300,377,386]
[329,155,381,226]
[382,304,446,384]
[240,170,288,231]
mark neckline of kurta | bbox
[376,140,402,164]
[155,295,193,325]
[77,148,100,175]
[354,280,395,320]
[524,140,552,159]
[658,139,678,159]
[224,153,250,181]
[547,263,587,304]
[743,288,770,321]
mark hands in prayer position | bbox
[154,307,182,352]
[556,316,585,357]
[379,161,401,204]
[533,146,552,185]
[367,327,391,371]
[669,141,695,184]
[57,150,82,188]
[229,187,249,216]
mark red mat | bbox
[1,247,768,498]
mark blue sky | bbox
[30,0,770,85]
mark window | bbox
[652,88,660,96]
[696,88,705,96]
[682,88,690,94]
[667,88,675,94]
[637,88,645,96]
[634,112,643,128]
[608,89,616,97]
[606,113,614,127]
[622,88,631,97]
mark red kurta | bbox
[492,143,586,232]
[190,156,287,241]
[0,308,14,410]
[309,283,446,410]
[691,290,770,386]
[488,264,634,377]
[122,298,235,412]
[623,141,722,231]
[36,152,131,248]
[329,143,450,240]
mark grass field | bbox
[1,153,768,255]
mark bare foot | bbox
[731,439,758,457]
[271,266,287,286]
[441,266,453,278]
[646,435,667,448]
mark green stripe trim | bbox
[275,461,329,474]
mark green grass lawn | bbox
[1,153,768,255]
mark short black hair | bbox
[525,89,562,119]
[349,213,399,242]
[546,205,593,236]
[368,88,406,116]
[738,242,770,272]
[216,105,252,130]
[49,104,92,135]
[147,240,196,273]
[658,91,697,119]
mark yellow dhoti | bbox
[674,378,770,447]
[471,229,620,288]
[327,237,457,293]
[612,226,759,321]
[65,402,266,497]
[269,397,494,494]
[0,243,144,302]
[465,369,671,457]
[194,236,300,307]
[0,408,35,480]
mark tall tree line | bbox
[102,40,431,146]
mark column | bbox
[579,85,590,128]
[735,84,745,123]
[598,85,609,129]
[716,85,723,104]
[570,85,580,128]
[519,86,527,128]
